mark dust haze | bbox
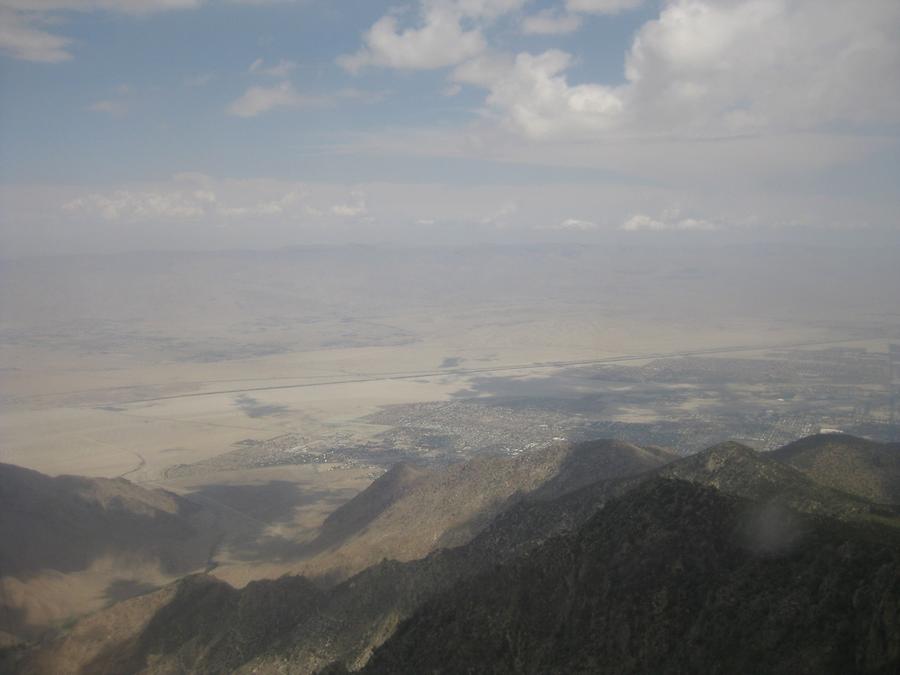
[1,241,899,643]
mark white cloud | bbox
[565,0,644,14]
[621,211,718,231]
[456,0,900,141]
[227,83,383,118]
[60,177,316,223]
[338,0,529,73]
[620,0,900,134]
[63,190,207,221]
[521,9,582,35]
[227,82,332,117]
[544,217,598,231]
[0,9,71,62]
[218,190,303,218]
[480,200,518,227]
[459,49,624,139]
[248,57,297,78]
[339,6,484,72]
[0,0,201,62]
[454,0,528,19]
[331,204,366,216]
[331,192,367,217]
[184,72,214,87]
[453,51,515,88]
[5,173,891,257]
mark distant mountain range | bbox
[2,433,899,674]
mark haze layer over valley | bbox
[3,244,898,477]
[2,0,900,670]
[1,243,899,614]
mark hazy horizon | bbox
[2,0,899,256]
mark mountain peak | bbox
[664,441,772,483]
[658,440,883,523]
[697,441,758,468]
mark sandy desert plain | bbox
[1,244,898,599]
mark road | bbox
[114,336,883,405]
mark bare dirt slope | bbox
[0,463,226,641]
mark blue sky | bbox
[1,0,899,255]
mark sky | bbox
[1,0,899,256]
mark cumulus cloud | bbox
[338,0,528,72]
[63,190,208,221]
[57,177,389,236]
[12,173,889,256]
[453,51,515,87]
[546,217,598,231]
[457,49,624,139]
[60,177,317,223]
[339,6,484,72]
[621,0,900,133]
[331,192,367,217]
[217,190,305,218]
[621,210,718,231]
[455,0,900,141]
[521,9,582,35]
[480,200,518,227]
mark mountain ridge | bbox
[362,477,900,675]
[5,433,900,674]
[771,433,900,504]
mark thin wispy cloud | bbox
[184,72,214,87]
[0,9,72,62]
[227,82,383,117]
[88,99,128,116]
[248,57,297,78]
[0,0,202,62]
[543,218,599,231]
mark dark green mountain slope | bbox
[771,434,900,504]
[363,479,900,675]
[661,441,894,522]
